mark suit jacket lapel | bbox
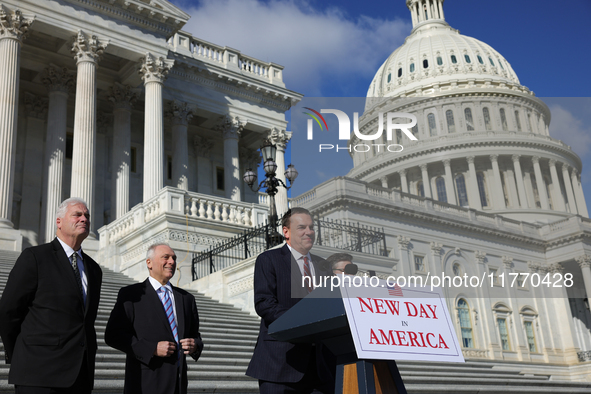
[52,239,85,311]
[145,279,175,339]
[172,287,185,340]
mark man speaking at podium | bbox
[246,207,335,393]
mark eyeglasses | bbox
[333,268,345,272]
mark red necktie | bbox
[303,256,313,293]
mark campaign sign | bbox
[341,280,465,363]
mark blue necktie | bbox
[158,287,179,344]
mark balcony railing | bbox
[191,216,387,280]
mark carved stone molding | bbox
[548,263,563,274]
[531,156,540,165]
[430,241,443,255]
[217,115,246,140]
[397,235,411,251]
[527,261,541,273]
[466,156,475,165]
[193,136,214,158]
[511,154,521,163]
[502,256,514,269]
[108,83,137,110]
[239,146,262,170]
[0,7,34,41]
[23,93,48,119]
[475,250,486,264]
[139,52,174,84]
[165,100,193,126]
[267,127,292,151]
[228,275,254,296]
[41,66,74,93]
[71,30,108,64]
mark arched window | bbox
[417,181,425,197]
[464,54,471,63]
[411,124,419,138]
[500,172,509,207]
[387,73,391,83]
[500,108,508,131]
[497,317,511,350]
[531,176,541,208]
[457,299,474,348]
[464,108,474,131]
[499,60,505,70]
[398,68,402,78]
[427,113,437,136]
[477,172,488,207]
[436,56,443,65]
[544,176,553,209]
[483,107,492,131]
[477,55,483,64]
[521,307,538,353]
[423,59,429,68]
[489,57,495,66]
[436,177,447,202]
[410,63,415,73]
[455,174,469,206]
[446,110,456,133]
[527,114,533,132]
[451,55,457,64]
[514,110,522,132]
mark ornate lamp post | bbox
[243,140,298,246]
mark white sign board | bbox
[340,280,465,363]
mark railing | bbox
[191,217,387,280]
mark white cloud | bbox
[176,0,410,96]
[548,105,591,157]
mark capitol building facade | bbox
[0,0,590,378]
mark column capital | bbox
[165,100,193,126]
[23,93,48,119]
[548,158,557,167]
[108,83,137,110]
[430,241,443,254]
[138,52,174,84]
[71,30,108,65]
[0,7,34,42]
[576,254,591,269]
[548,263,563,274]
[490,154,499,163]
[572,167,579,177]
[466,156,475,165]
[527,261,541,273]
[397,235,411,251]
[217,115,246,140]
[475,250,486,264]
[419,163,428,171]
[42,66,74,93]
[442,159,451,167]
[193,136,213,158]
[502,256,514,269]
[511,154,521,162]
[398,168,407,177]
[267,127,292,151]
[239,146,262,169]
[531,155,540,164]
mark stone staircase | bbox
[1,250,590,393]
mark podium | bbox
[268,286,408,394]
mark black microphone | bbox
[344,264,359,275]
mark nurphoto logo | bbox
[303,108,418,153]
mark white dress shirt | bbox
[148,276,178,330]
[287,244,316,286]
[57,237,87,304]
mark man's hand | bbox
[180,338,197,354]
[154,341,176,357]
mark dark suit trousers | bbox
[15,352,91,394]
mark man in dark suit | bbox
[246,207,335,393]
[0,197,103,394]
[104,243,203,394]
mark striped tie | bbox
[303,256,313,293]
[70,253,84,301]
[159,287,179,345]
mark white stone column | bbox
[138,53,174,201]
[442,159,457,205]
[0,8,33,228]
[399,169,408,193]
[466,156,482,210]
[548,159,566,211]
[379,176,388,188]
[70,31,108,236]
[40,66,73,242]
[218,115,246,201]
[561,164,578,214]
[531,156,549,210]
[419,163,432,198]
[576,255,591,305]
[571,168,589,217]
[166,100,193,191]
[512,154,529,208]
[490,154,506,209]
[194,136,213,194]
[19,93,47,246]
[268,128,292,215]
[108,83,136,219]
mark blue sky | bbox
[170,0,591,204]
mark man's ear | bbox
[282,226,289,240]
[56,217,61,230]
[146,259,152,271]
